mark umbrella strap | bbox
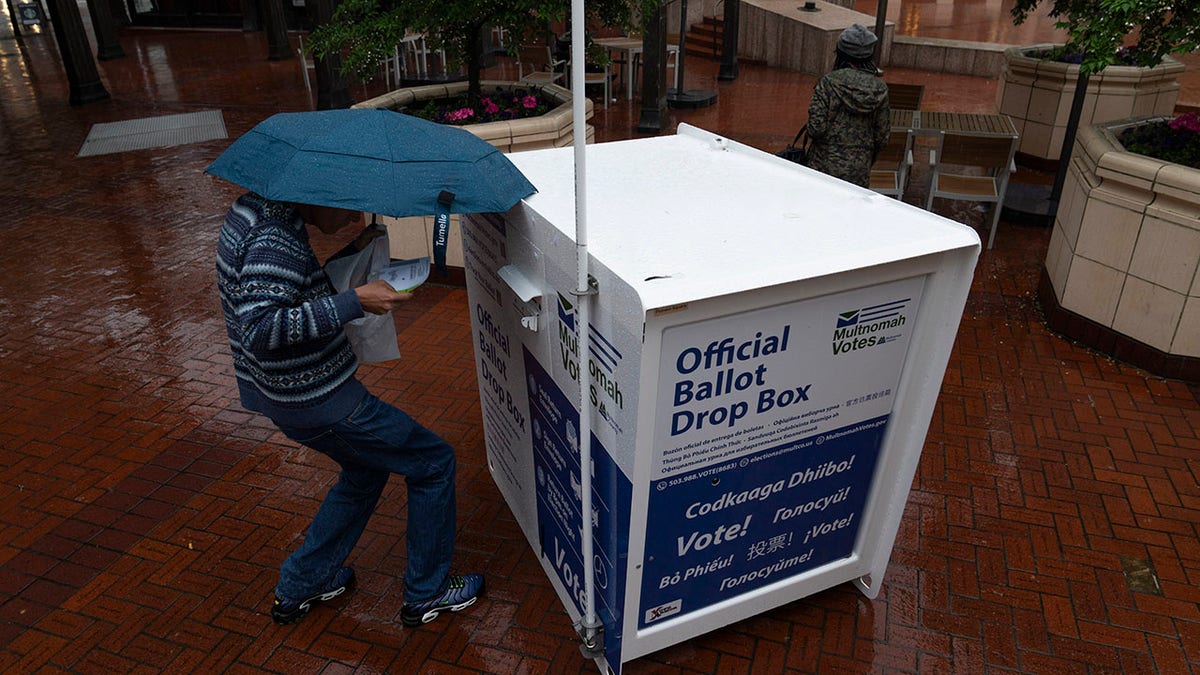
[433,191,455,276]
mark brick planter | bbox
[353,81,593,269]
[1041,117,1200,380]
[996,45,1183,163]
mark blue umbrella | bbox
[206,108,537,272]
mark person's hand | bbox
[355,280,411,314]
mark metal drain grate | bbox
[78,110,227,157]
[1120,555,1163,595]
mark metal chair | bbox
[379,45,405,89]
[519,43,608,107]
[869,128,914,199]
[623,37,680,100]
[517,45,565,86]
[925,130,1018,249]
[297,34,316,101]
[638,44,681,94]
[581,64,612,109]
[376,32,437,88]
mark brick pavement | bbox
[0,21,1198,675]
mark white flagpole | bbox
[569,0,600,653]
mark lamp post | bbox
[667,0,716,108]
[308,0,351,109]
[43,0,110,105]
[718,0,739,81]
[84,0,125,60]
[638,3,670,132]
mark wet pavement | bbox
[1,7,1199,674]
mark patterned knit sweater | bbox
[216,193,367,427]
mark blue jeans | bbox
[274,392,456,605]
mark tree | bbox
[1011,0,1200,75]
[307,0,658,100]
[1010,0,1200,216]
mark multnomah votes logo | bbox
[831,298,911,355]
[555,292,626,425]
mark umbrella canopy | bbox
[205,108,537,218]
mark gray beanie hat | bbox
[837,24,877,60]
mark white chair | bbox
[374,33,429,87]
[379,45,405,89]
[491,25,508,51]
[582,64,611,109]
[519,44,608,107]
[385,32,446,81]
[667,42,680,90]
[557,53,612,109]
[516,45,565,86]
[628,40,681,99]
[297,34,316,100]
[870,129,914,199]
[925,130,1018,249]
[400,32,428,79]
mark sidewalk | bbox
[0,14,1197,675]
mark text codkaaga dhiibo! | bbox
[670,326,814,436]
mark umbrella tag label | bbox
[433,212,450,274]
[433,191,455,275]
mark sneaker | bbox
[271,567,355,625]
[400,573,485,626]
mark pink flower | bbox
[484,100,500,115]
[522,95,538,109]
[446,107,474,122]
[1169,112,1200,135]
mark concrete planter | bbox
[736,0,894,76]
[996,45,1183,162]
[353,81,593,268]
[1041,117,1200,380]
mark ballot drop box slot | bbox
[462,125,980,674]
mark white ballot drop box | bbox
[462,124,980,674]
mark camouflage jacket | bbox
[805,67,890,188]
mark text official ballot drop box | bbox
[462,125,980,673]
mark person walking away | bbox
[806,24,891,188]
[215,192,484,626]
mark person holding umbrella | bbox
[208,110,536,626]
[216,194,483,626]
